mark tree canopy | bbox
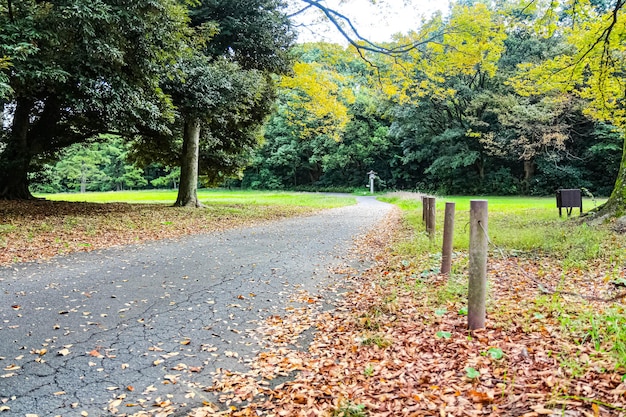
[5,0,626,220]
[0,0,188,199]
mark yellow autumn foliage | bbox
[278,61,354,141]
[509,0,626,127]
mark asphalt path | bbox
[0,196,393,416]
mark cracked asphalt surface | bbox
[0,196,392,416]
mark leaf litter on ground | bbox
[4,200,626,416]
[0,200,319,266]
[191,209,626,417]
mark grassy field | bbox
[1,190,355,265]
[40,189,356,208]
[381,193,611,268]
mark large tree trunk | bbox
[592,134,626,220]
[0,98,36,200]
[174,117,203,208]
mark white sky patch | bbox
[289,0,450,45]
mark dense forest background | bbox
[28,2,625,197]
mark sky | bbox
[289,0,450,45]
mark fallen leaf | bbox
[163,374,180,384]
[143,385,158,394]
[88,349,103,358]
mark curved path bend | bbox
[0,196,392,416]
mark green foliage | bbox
[130,0,295,204]
[361,335,392,349]
[1,0,189,198]
[486,347,504,360]
[465,367,480,379]
[31,137,152,193]
[331,401,367,417]
[242,12,623,195]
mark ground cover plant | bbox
[0,190,355,265]
[188,193,626,417]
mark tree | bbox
[510,0,626,217]
[166,57,274,206]
[30,137,149,193]
[0,0,188,199]
[149,0,295,207]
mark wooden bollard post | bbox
[426,197,436,239]
[422,196,427,223]
[441,202,455,275]
[468,200,488,330]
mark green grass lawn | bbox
[39,189,356,209]
[380,193,615,267]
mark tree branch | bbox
[287,4,313,19]
[297,0,446,56]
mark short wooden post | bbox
[441,202,455,275]
[426,197,436,239]
[468,200,488,330]
[422,196,427,223]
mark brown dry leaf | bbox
[57,348,70,356]
[163,374,179,384]
[88,349,103,358]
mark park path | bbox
[0,196,393,416]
